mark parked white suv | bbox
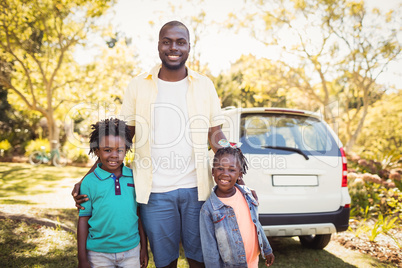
[220,107,351,249]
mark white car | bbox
[220,107,351,249]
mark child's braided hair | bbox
[213,146,248,177]
[88,118,132,156]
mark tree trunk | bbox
[344,85,370,152]
[46,115,60,151]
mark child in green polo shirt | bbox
[77,118,148,268]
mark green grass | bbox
[263,236,395,268]
[0,162,88,199]
[0,218,77,268]
[0,163,397,267]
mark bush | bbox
[0,140,11,156]
[70,148,89,164]
[348,172,402,219]
[124,150,135,166]
[25,139,50,156]
[64,141,89,164]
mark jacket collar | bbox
[209,184,258,210]
[93,163,132,181]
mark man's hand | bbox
[72,159,101,210]
[71,181,88,210]
[265,253,275,267]
[251,189,259,203]
[237,177,259,203]
[208,125,226,153]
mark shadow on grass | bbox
[1,244,77,268]
[0,199,38,205]
[0,218,77,268]
[0,163,87,198]
[0,215,390,268]
[259,237,357,268]
[0,166,32,196]
[44,208,78,230]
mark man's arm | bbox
[128,125,135,141]
[71,160,98,210]
[208,125,226,153]
[72,125,135,210]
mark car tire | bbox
[298,234,331,249]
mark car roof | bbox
[222,107,323,120]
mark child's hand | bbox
[265,252,275,267]
[78,260,91,268]
[140,247,149,268]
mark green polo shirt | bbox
[79,163,139,253]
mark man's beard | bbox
[161,59,186,70]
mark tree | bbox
[0,0,114,149]
[64,37,140,143]
[228,0,402,151]
[214,54,289,108]
[351,90,402,168]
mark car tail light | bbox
[340,147,348,187]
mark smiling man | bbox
[73,21,227,268]
[158,22,190,72]
[122,20,226,268]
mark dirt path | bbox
[0,176,79,208]
[0,175,79,234]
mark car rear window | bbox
[239,113,340,156]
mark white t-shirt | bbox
[150,77,197,192]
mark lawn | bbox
[0,163,396,267]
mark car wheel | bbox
[298,234,331,249]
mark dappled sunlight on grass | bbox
[0,219,77,267]
[0,199,38,205]
[43,208,78,230]
[259,236,395,268]
[0,163,397,267]
[262,237,357,267]
[0,163,88,207]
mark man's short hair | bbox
[159,20,190,42]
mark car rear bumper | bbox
[259,206,350,236]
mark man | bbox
[73,21,226,268]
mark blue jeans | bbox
[140,187,204,267]
[87,244,140,268]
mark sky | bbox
[77,0,402,88]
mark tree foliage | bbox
[64,38,140,142]
[214,54,289,108]
[228,0,402,151]
[0,0,114,149]
[352,90,402,168]
[0,84,39,153]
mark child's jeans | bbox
[87,244,140,268]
